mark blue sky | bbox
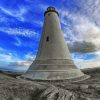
[0,0,100,71]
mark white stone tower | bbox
[22,7,89,81]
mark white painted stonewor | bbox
[22,7,90,81]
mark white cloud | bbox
[59,6,100,53]
[0,6,27,21]
[24,52,36,61]
[0,47,23,63]
[73,18,100,46]
[33,20,43,27]
[72,53,100,69]
[79,0,100,26]
[0,27,38,37]
[8,53,36,70]
[75,60,100,69]
[9,61,32,67]
[0,53,22,63]
[72,51,100,69]
[0,47,35,71]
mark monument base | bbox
[20,69,90,82]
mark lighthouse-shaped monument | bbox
[22,7,89,81]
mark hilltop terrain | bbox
[0,67,100,100]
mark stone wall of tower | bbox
[36,10,71,60]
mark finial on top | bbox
[47,6,55,11]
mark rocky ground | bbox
[0,68,100,100]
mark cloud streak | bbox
[0,6,27,21]
[0,27,38,37]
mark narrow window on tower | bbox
[46,36,49,42]
[48,13,50,16]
